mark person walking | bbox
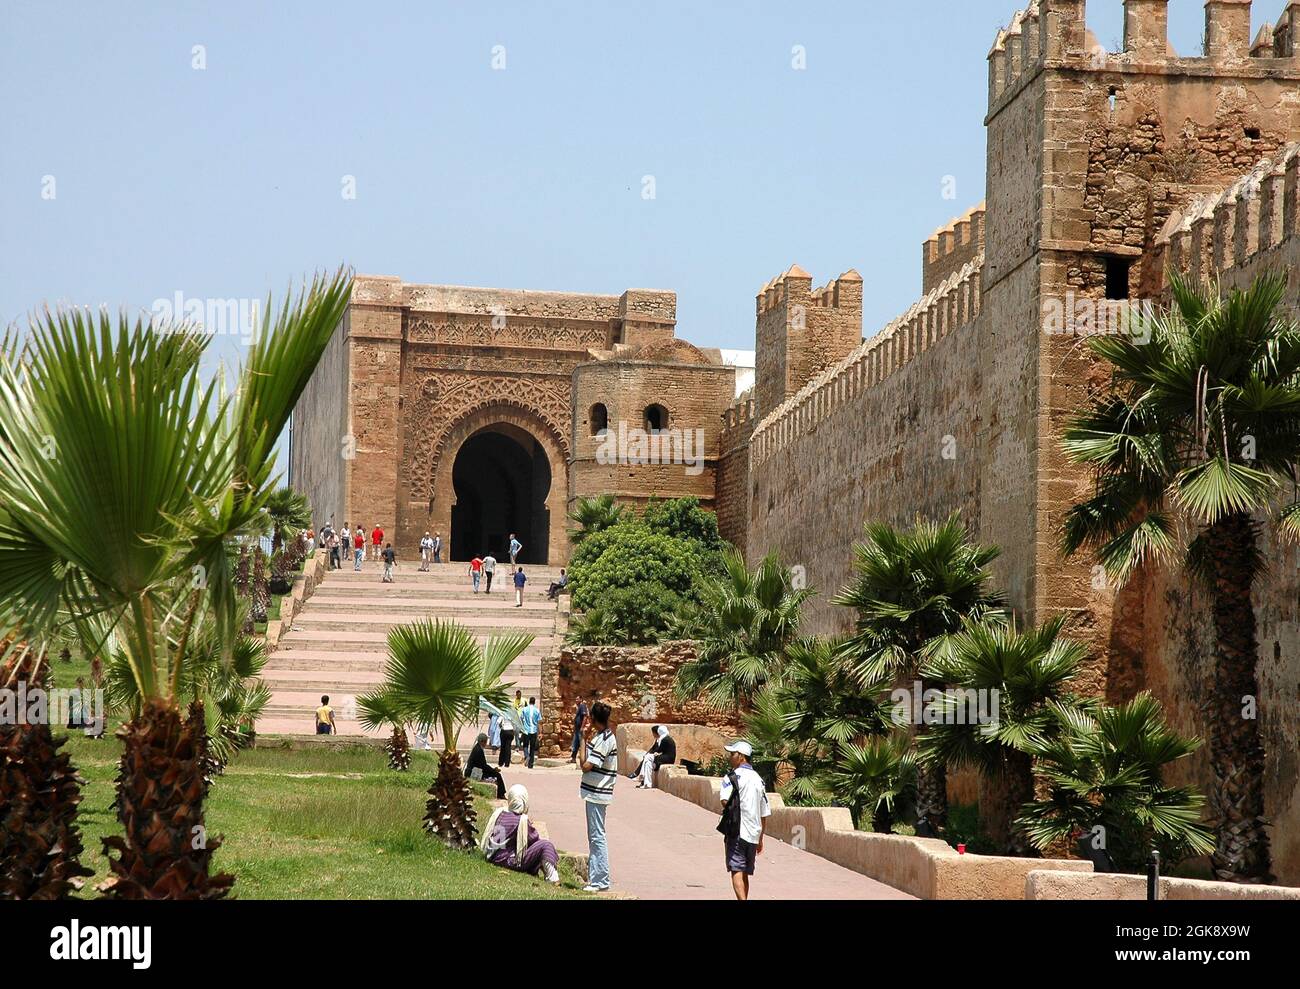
[498,711,515,767]
[519,696,540,769]
[488,710,501,752]
[419,531,434,572]
[327,530,341,570]
[482,551,497,593]
[432,531,442,564]
[569,692,593,763]
[370,522,384,561]
[578,701,617,892]
[353,528,365,571]
[340,523,351,567]
[469,555,483,593]
[718,740,770,901]
[381,542,396,583]
[513,566,527,607]
[508,533,522,565]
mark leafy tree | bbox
[357,690,412,772]
[921,617,1092,854]
[833,514,1003,828]
[675,549,812,711]
[1061,271,1300,883]
[642,496,723,550]
[358,619,529,849]
[0,268,352,898]
[1018,693,1215,872]
[568,504,721,645]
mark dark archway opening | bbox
[450,427,551,564]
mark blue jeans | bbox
[472,571,481,591]
[354,547,363,570]
[585,800,610,889]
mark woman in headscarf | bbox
[631,725,676,789]
[480,784,561,884]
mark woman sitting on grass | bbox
[480,784,560,885]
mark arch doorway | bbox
[450,423,552,564]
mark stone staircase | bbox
[256,559,567,741]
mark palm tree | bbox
[833,514,1003,828]
[567,494,626,545]
[674,548,813,712]
[1018,693,1215,872]
[825,733,917,833]
[0,645,94,899]
[358,619,530,849]
[357,690,412,772]
[921,617,1092,854]
[263,486,312,556]
[0,268,353,898]
[1061,271,1300,883]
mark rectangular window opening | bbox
[1104,256,1133,301]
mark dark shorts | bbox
[316,723,331,735]
[725,837,757,875]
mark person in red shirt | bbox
[353,529,365,571]
[370,523,384,561]
[469,555,483,594]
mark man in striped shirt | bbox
[578,701,616,892]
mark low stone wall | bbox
[615,723,731,775]
[1026,870,1300,901]
[538,641,743,757]
[265,550,328,652]
[652,762,1091,900]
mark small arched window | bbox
[589,403,609,436]
[644,403,668,433]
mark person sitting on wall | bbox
[630,724,675,789]
[547,568,568,600]
[464,732,506,799]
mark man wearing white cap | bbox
[718,740,770,900]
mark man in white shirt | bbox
[718,740,770,901]
[578,701,617,892]
[419,532,434,572]
[482,552,497,593]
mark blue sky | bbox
[1,0,1274,361]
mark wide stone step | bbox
[263,648,553,670]
[263,663,541,691]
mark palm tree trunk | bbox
[0,650,93,899]
[1000,748,1037,857]
[915,673,949,828]
[424,750,477,849]
[99,699,234,899]
[1203,513,1273,883]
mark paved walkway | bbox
[500,764,913,900]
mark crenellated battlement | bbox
[1157,142,1300,280]
[755,265,863,316]
[751,257,982,469]
[989,1,1300,116]
[923,203,986,293]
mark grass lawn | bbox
[49,656,584,899]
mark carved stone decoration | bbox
[402,371,572,502]
[406,317,608,351]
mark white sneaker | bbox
[581,884,607,893]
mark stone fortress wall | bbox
[714,0,1300,881]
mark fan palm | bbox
[0,267,353,897]
[833,514,1004,827]
[1017,693,1215,872]
[567,494,626,545]
[358,619,530,849]
[824,733,917,832]
[357,689,411,771]
[1061,271,1300,882]
[921,617,1092,854]
[675,548,813,712]
[262,485,312,556]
